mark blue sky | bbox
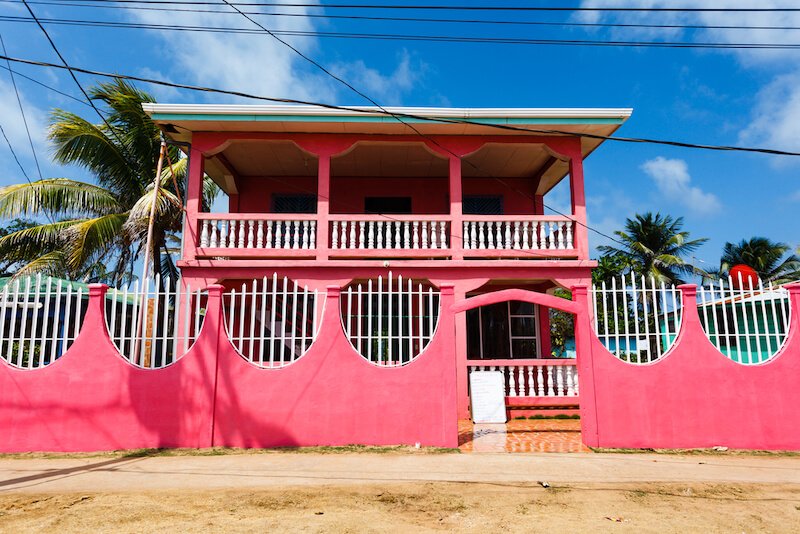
[1,0,799,270]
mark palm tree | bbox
[598,212,707,285]
[718,237,800,284]
[0,79,216,286]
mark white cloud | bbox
[331,50,425,106]
[739,71,800,160]
[641,156,721,215]
[790,190,800,202]
[0,78,48,185]
[130,3,334,103]
[129,4,424,105]
[579,1,800,166]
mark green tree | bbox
[0,79,217,286]
[597,212,707,285]
[718,237,800,284]
[0,218,36,276]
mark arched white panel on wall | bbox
[590,274,682,364]
[105,275,207,369]
[340,272,440,367]
[223,274,320,368]
[0,274,89,369]
[697,276,791,364]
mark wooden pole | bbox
[133,140,167,364]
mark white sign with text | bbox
[470,371,507,424]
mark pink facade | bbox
[6,106,797,453]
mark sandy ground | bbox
[1,452,800,532]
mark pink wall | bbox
[0,284,458,452]
[233,175,538,215]
[574,284,800,451]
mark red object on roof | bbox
[730,264,759,289]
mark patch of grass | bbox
[527,414,580,420]
[0,444,461,460]
[592,447,800,457]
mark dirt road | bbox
[1,451,799,532]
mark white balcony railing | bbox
[462,217,574,251]
[468,360,579,398]
[198,215,317,250]
[192,214,582,259]
[331,217,450,250]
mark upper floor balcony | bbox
[143,105,632,267]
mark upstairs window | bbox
[364,196,412,214]
[272,194,316,214]
[463,195,503,215]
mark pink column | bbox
[449,155,464,259]
[571,285,599,447]
[538,305,553,358]
[316,154,331,261]
[184,147,205,262]
[567,145,588,260]
[454,286,470,420]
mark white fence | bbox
[342,272,440,366]
[0,275,88,369]
[199,218,317,250]
[697,276,791,364]
[468,362,579,398]
[223,275,320,368]
[331,219,450,250]
[105,276,206,369]
[462,218,574,251]
[591,274,682,363]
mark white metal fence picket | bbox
[223,275,320,368]
[105,275,206,368]
[341,272,440,366]
[0,274,88,368]
[590,274,682,363]
[697,275,791,364]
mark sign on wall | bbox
[470,371,507,424]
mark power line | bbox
[3,52,799,158]
[0,63,90,106]
[0,33,44,182]
[6,15,800,49]
[19,0,135,168]
[5,0,800,32]
[9,1,800,13]
[0,122,35,184]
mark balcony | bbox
[195,213,578,260]
[182,135,590,266]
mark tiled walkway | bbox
[458,418,590,453]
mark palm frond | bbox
[0,179,121,219]
[63,213,128,272]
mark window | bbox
[463,195,503,215]
[272,194,316,214]
[364,197,412,214]
[466,300,539,359]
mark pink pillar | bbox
[449,155,463,259]
[184,147,205,261]
[571,285,599,447]
[454,286,470,419]
[538,305,553,358]
[568,147,588,259]
[534,194,544,215]
[316,154,331,261]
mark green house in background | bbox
[696,285,791,364]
